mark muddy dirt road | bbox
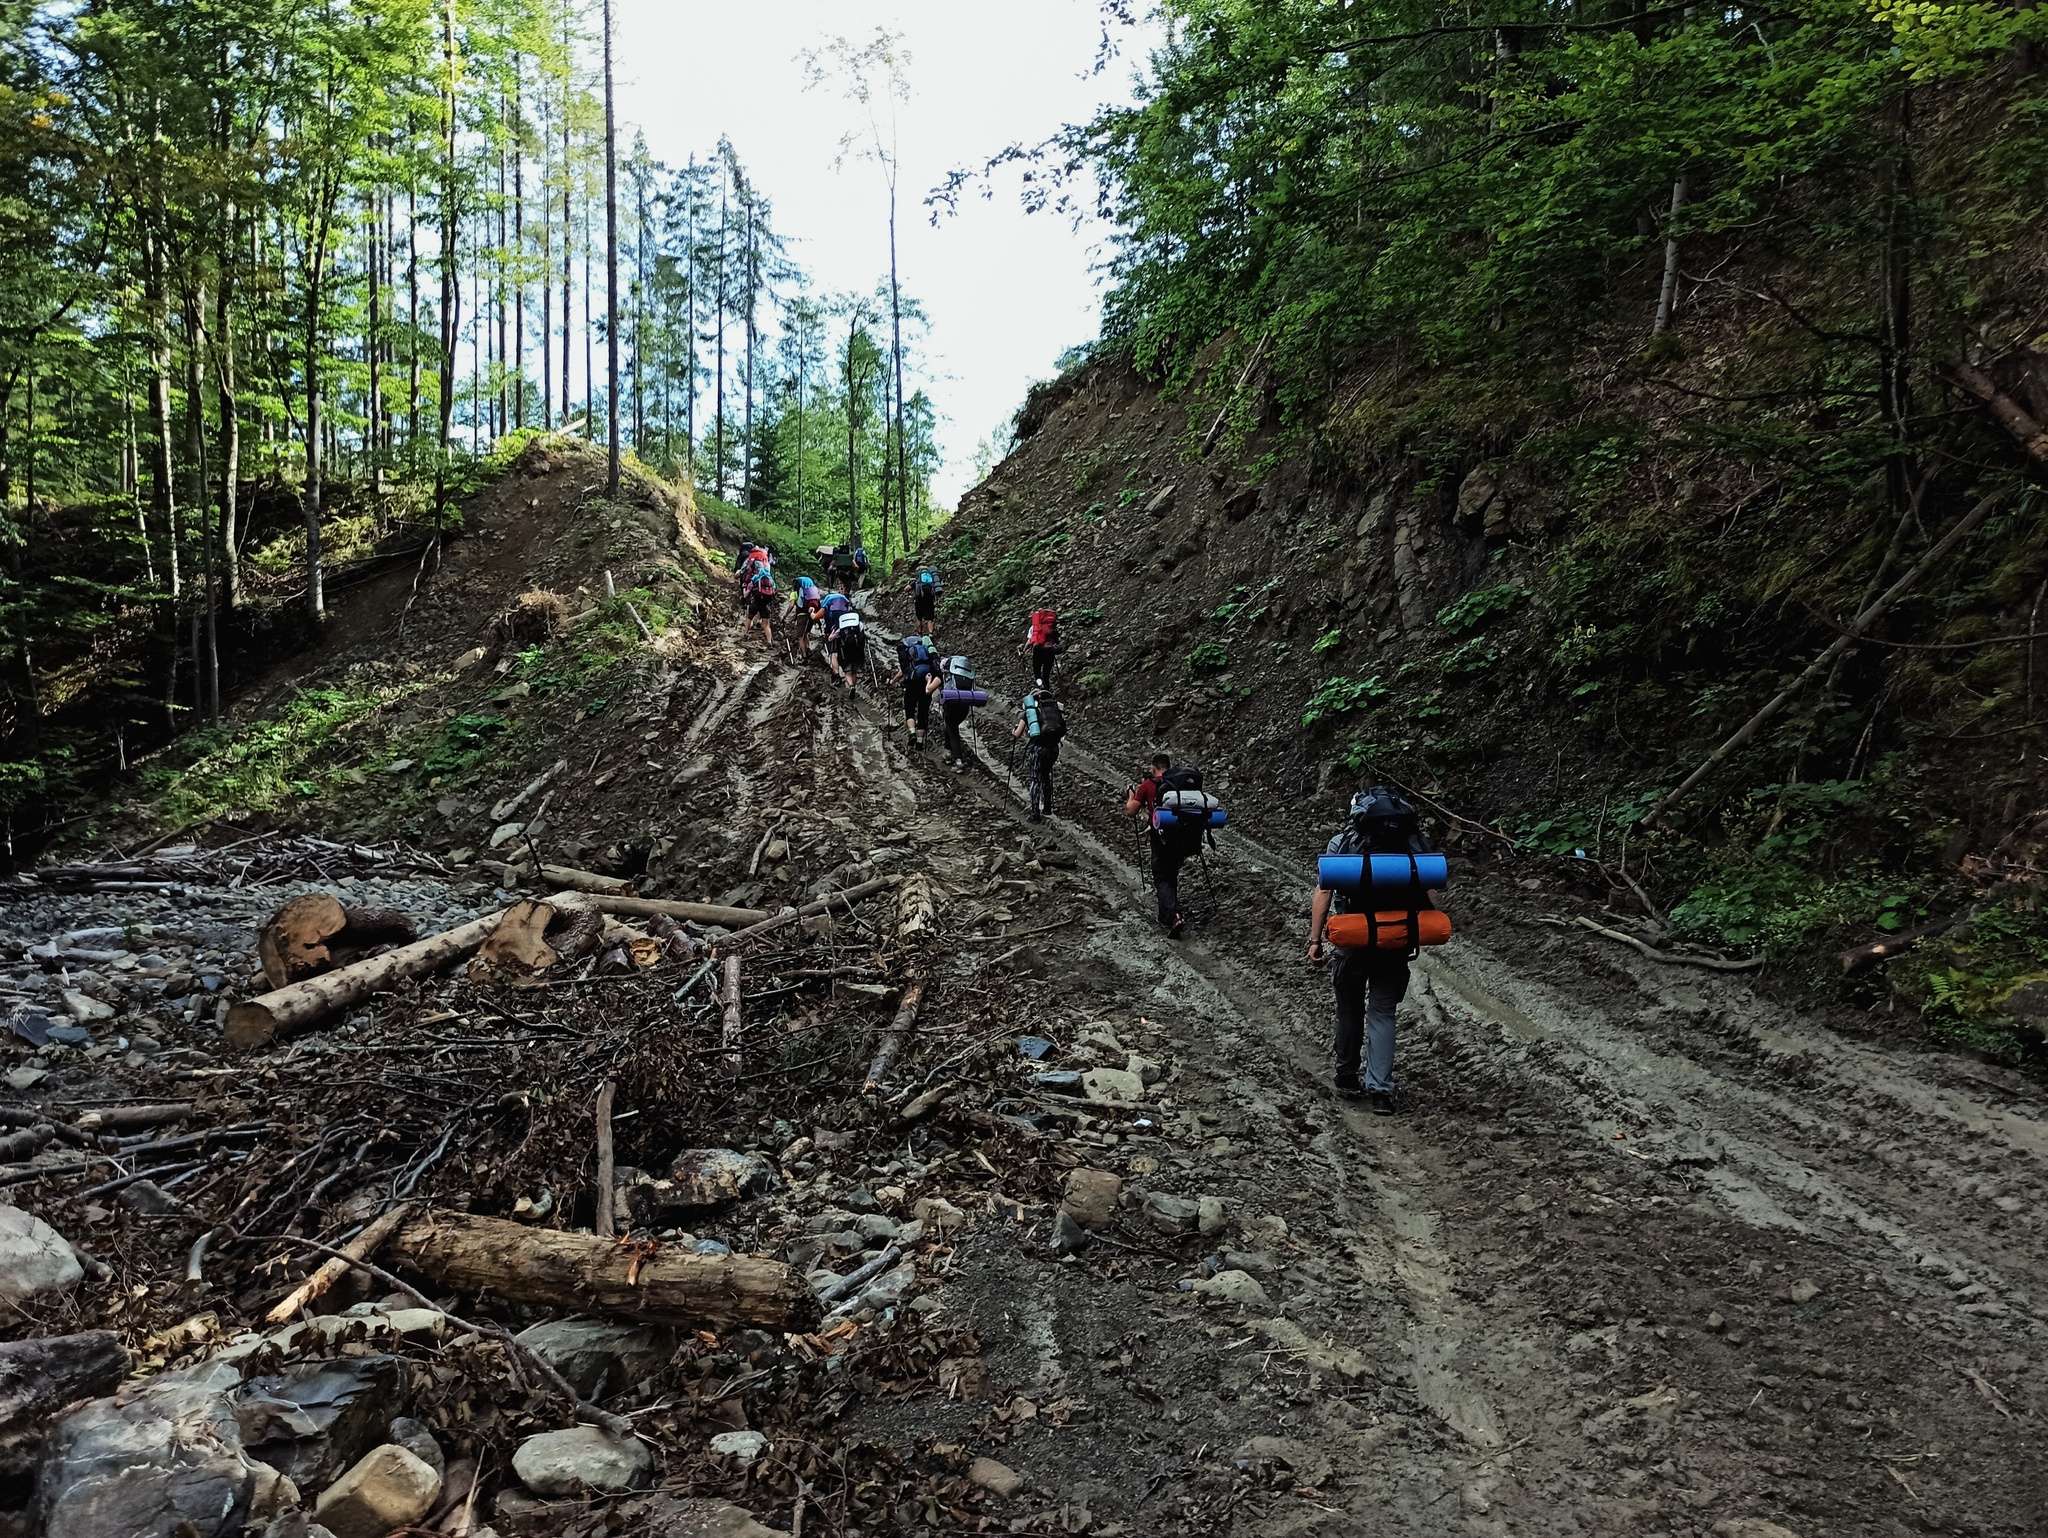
[745,619,2045,1537]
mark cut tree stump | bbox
[225,912,505,1049]
[390,1211,819,1331]
[257,895,419,988]
[466,899,561,986]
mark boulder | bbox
[312,1443,441,1538]
[32,1360,300,1538]
[1050,1209,1090,1257]
[387,1416,445,1478]
[1192,1270,1271,1309]
[1197,1195,1228,1238]
[512,1424,653,1496]
[1081,1068,1145,1105]
[968,1457,1025,1498]
[1060,1169,1122,1232]
[0,1205,83,1305]
[1140,1192,1201,1235]
[0,1332,130,1480]
[913,1196,967,1233]
[233,1354,406,1490]
[708,1429,769,1464]
[513,1320,679,1400]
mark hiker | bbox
[1124,753,1203,938]
[735,543,770,602]
[817,590,853,682]
[1011,683,1066,821]
[850,543,872,590]
[829,610,869,695]
[940,655,981,772]
[784,576,825,659]
[1022,607,1061,688]
[1306,786,1444,1114]
[893,632,943,749]
[740,560,777,644]
[815,543,844,592]
[912,568,942,638]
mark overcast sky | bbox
[610,1,1156,508]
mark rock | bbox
[968,1456,1025,1498]
[1711,1522,1803,1538]
[1081,1067,1145,1105]
[488,823,528,850]
[1125,1052,1164,1087]
[1050,1209,1089,1257]
[1234,1435,1332,1489]
[4,1066,47,1090]
[623,1150,780,1222]
[387,1417,445,1478]
[312,1443,442,1538]
[846,1261,918,1315]
[0,1206,83,1305]
[234,1354,406,1491]
[1222,1249,1279,1275]
[511,1424,653,1496]
[1250,1317,1368,1381]
[455,646,488,670]
[513,1320,679,1400]
[1060,1168,1122,1232]
[1787,1278,1821,1305]
[622,1494,791,1537]
[709,1429,770,1464]
[0,1331,130,1443]
[1140,1192,1201,1235]
[118,1179,187,1216]
[60,989,113,1022]
[1144,484,1177,518]
[913,1196,967,1233]
[255,1515,339,1538]
[32,1360,300,1538]
[1015,1036,1053,1060]
[895,1219,925,1246]
[1031,1069,1084,1095]
[853,1213,899,1244]
[1192,1270,1271,1308]
[1197,1195,1228,1238]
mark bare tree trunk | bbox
[305,195,332,622]
[407,162,421,456]
[561,42,572,431]
[217,226,240,613]
[1652,173,1687,335]
[742,192,755,508]
[436,0,459,509]
[513,62,526,432]
[182,284,218,719]
[890,191,909,554]
[714,176,727,498]
[143,228,181,601]
[367,176,384,491]
[603,0,621,497]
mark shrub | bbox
[1302,675,1389,726]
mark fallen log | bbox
[257,894,419,988]
[864,979,927,1092]
[265,1202,414,1325]
[0,1331,130,1447]
[584,894,771,927]
[1948,359,2048,469]
[724,876,902,946]
[224,911,504,1049]
[391,1210,820,1331]
[74,1102,192,1134]
[1839,920,1946,975]
[536,864,635,897]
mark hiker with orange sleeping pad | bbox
[1306,785,1450,1114]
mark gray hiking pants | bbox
[1331,947,1409,1093]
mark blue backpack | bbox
[918,569,943,599]
[899,635,936,679]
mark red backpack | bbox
[1028,610,1059,647]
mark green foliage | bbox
[138,680,420,828]
[419,714,508,779]
[956,531,1067,614]
[1187,640,1230,675]
[1074,607,1103,626]
[1302,675,1389,727]
[1077,670,1112,697]
[1442,637,1500,678]
[1436,585,1528,637]
[1311,628,1344,657]
[1896,906,2048,1059]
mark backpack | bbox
[821,593,850,618]
[1352,786,1421,853]
[1151,765,1221,852]
[1028,609,1059,648]
[1025,695,1066,742]
[837,615,867,665]
[749,569,775,597]
[852,545,871,573]
[918,569,943,599]
[899,636,935,678]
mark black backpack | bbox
[1029,697,1066,741]
[1353,786,1422,852]
[1160,764,1203,794]
[1155,765,1209,853]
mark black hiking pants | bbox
[1027,739,1058,816]
[903,681,931,736]
[1149,838,1187,929]
[942,700,970,764]
[1030,644,1059,688]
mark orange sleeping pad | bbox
[1325,910,1453,949]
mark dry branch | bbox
[1839,921,1946,974]
[224,911,504,1049]
[489,759,567,824]
[864,979,927,1092]
[593,1081,617,1239]
[535,864,634,897]
[585,894,771,926]
[1949,360,2048,469]
[1646,492,2004,826]
[265,1202,414,1325]
[720,956,743,1077]
[390,1210,820,1331]
[724,876,902,946]
[1571,915,1761,971]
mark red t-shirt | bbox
[1130,774,1163,813]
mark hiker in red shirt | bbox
[1021,609,1060,689]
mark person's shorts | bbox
[746,590,772,618]
[914,593,936,620]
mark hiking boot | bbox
[1028,811,1042,823]
[1167,916,1186,940]
[1364,1090,1398,1117]
[1333,1074,1365,1101]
